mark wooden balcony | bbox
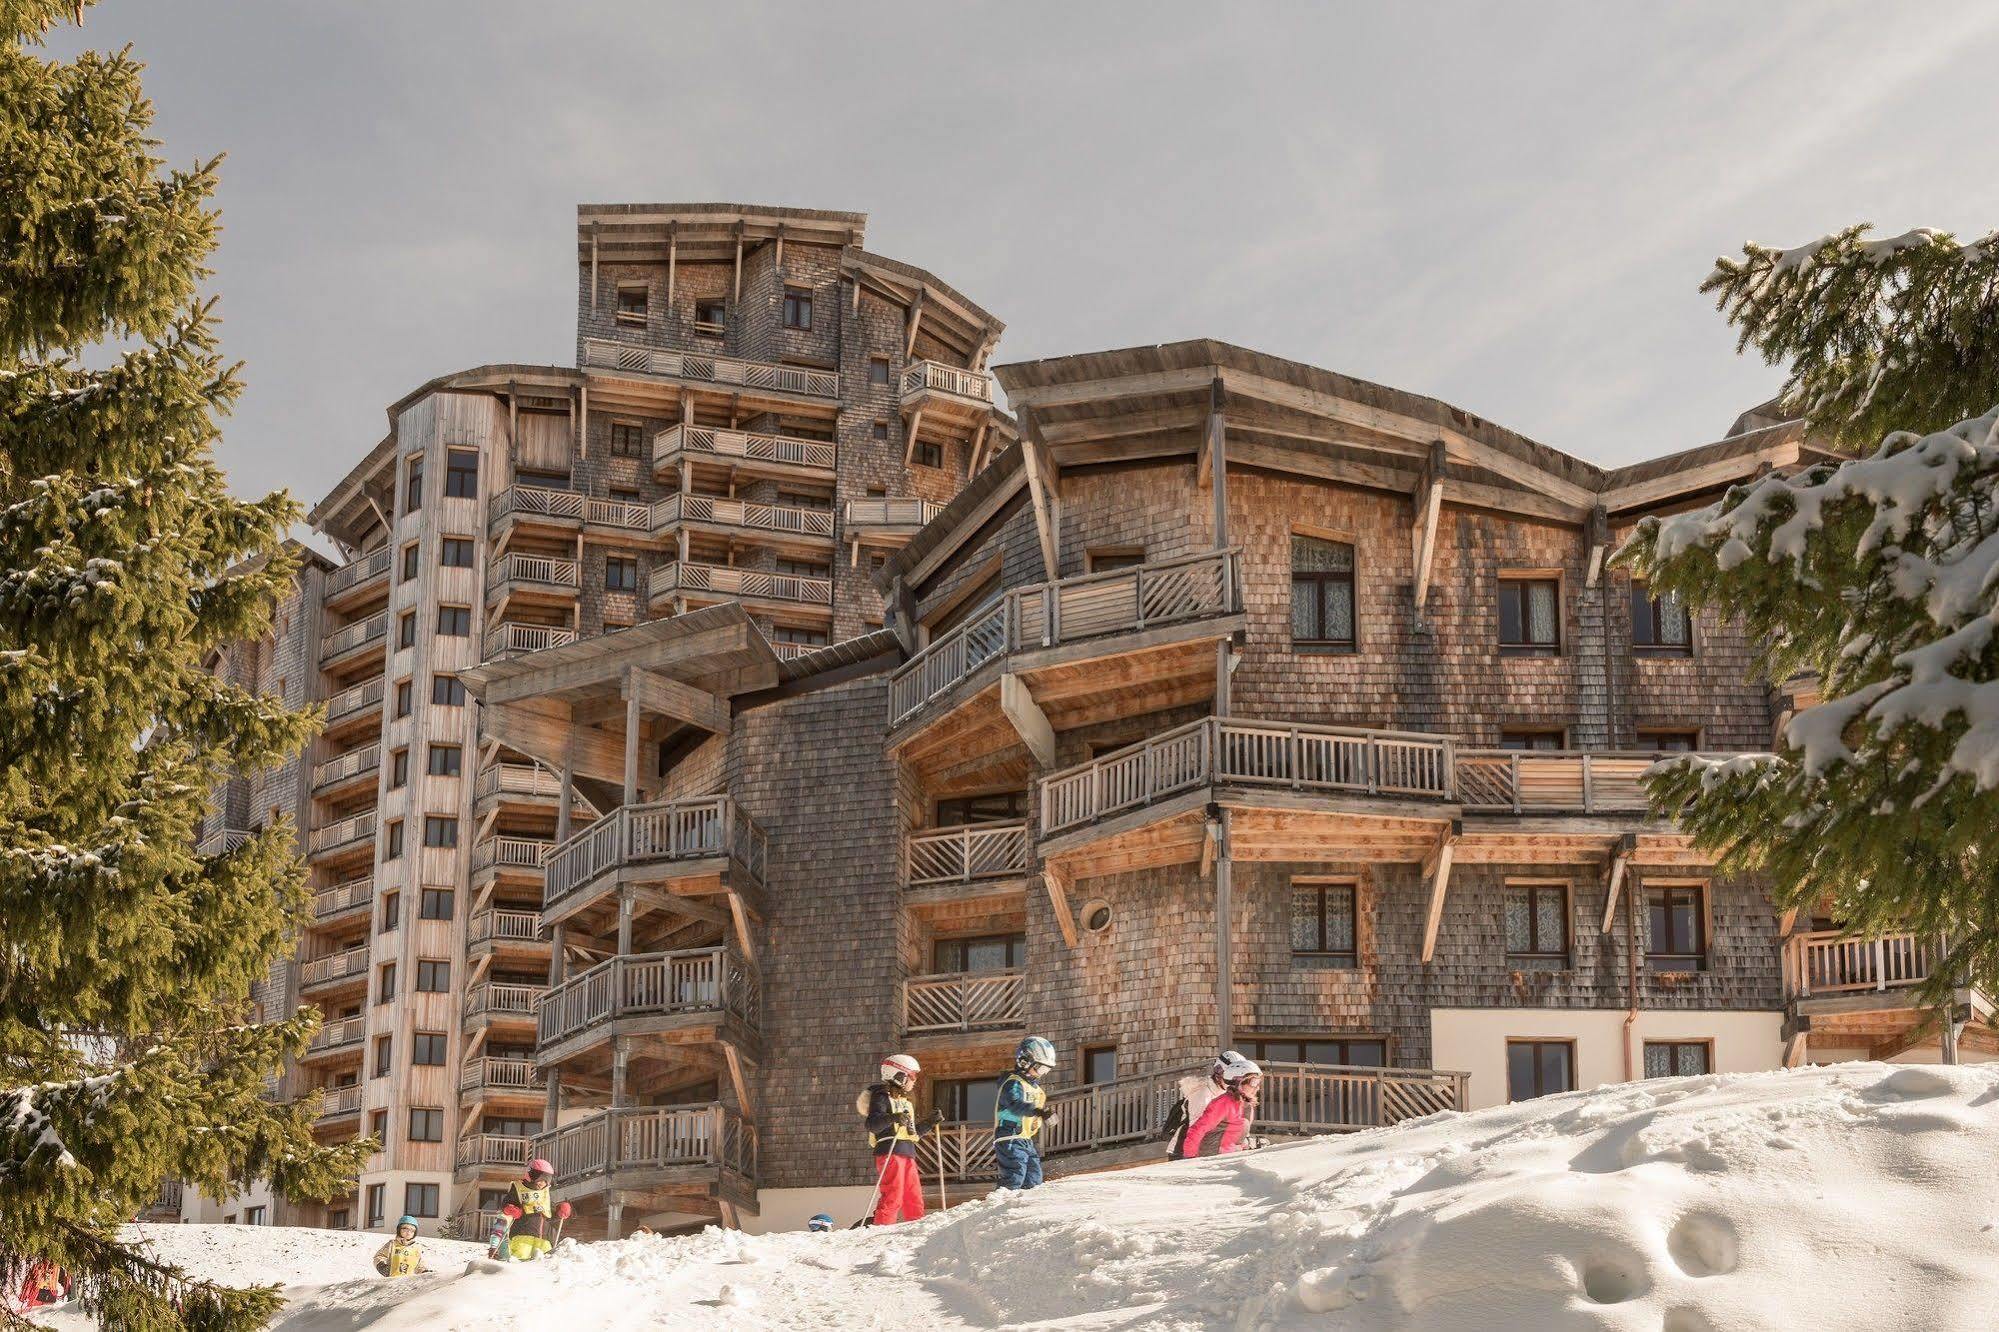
[472,833,554,880]
[474,761,598,817]
[319,612,387,667]
[487,552,581,602]
[484,621,577,661]
[314,1083,363,1123]
[584,336,839,401]
[459,1056,545,1100]
[467,907,546,956]
[312,875,373,923]
[650,492,835,553]
[489,484,585,533]
[456,1132,535,1175]
[322,675,385,733]
[1786,930,1941,1001]
[653,423,837,482]
[542,796,767,925]
[648,558,832,613]
[535,947,759,1059]
[323,545,390,609]
[197,826,253,856]
[311,742,381,796]
[585,496,653,534]
[900,360,993,409]
[531,1102,756,1218]
[1779,928,1997,1059]
[905,820,1031,888]
[307,810,375,860]
[302,1014,366,1059]
[463,981,545,1026]
[298,945,369,993]
[902,970,1024,1036]
[1456,750,1674,814]
[845,497,944,563]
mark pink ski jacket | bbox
[1182,1087,1254,1156]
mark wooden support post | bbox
[1215,808,1234,1051]
[1000,673,1056,768]
[1412,440,1446,620]
[1205,377,1229,549]
[968,418,990,477]
[775,224,785,270]
[1584,504,1610,588]
[667,223,678,309]
[623,672,642,806]
[589,222,599,312]
[722,1042,756,1118]
[617,891,634,954]
[904,288,925,358]
[732,221,743,301]
[626,667,730,737]
[903,406,926,465]
[888,577,918,656]
[1600,834,1637,934]
[1782,1025,1809,1068]
[1043,861,1078,948]
[611,1036,628,1105]
[1419,819,1461,963]
[1018,405,1061,581]
[606,1202,623,1242]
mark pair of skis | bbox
[485,1211,564,1262]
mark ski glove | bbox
[501,1203,523,1220]
[556,1202,572,1219]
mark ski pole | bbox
[857,1150,888,1227]
[931,1122,948,1211]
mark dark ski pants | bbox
[995,1137,1044,1190]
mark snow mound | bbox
[48,1064,1999,1329]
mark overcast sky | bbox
[46,1,1999,506]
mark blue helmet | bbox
[396,1215,418,1232]
[1016,1036,1056,1071]
[807,1213,835,1233]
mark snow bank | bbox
[43,1064,1999,1329]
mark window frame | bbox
[1505,1038,1576,1102]
[1631,581,1694,656]
[431,675,465,707]
[913,438,944,469]
[415,959,450,993]
[365,1183,386,1229]
[694,297,726,331]
[1290,531,1357,651]
[782,286,813,331]
[404,1182,440,1219]
[1645,881,1709,971]
[400,542,420,581]
[435,604,471,637]
[439,536,474,568]
[443,449,479,500]
[404,457,423,513]
[608,421,644,458]
[389,747,409,790]
[1497,727,1567,751]
[394,679,413,719]
[870,419,890,442]
[1503,879,1571,966]
[868,357,891,385]
[605,555,639,592]
[411,1031,448,1066]
[932,932,1025,974]
[397,611,416,650]
[422,815,458,849]
[1497,573,1562,656]
[1082,1044,1118,1085]
[1637,727,1701,753]
[376,961,396,1004]
[382,819,404,860]
[426,744,461,778]
[372,1034,392,1079]
[1240,1035,1389,1067]
[1290,877,1359,966]
[380,890,400,932]
[418,886,455,921]
[1084,546,1146,574]
[615,282,648,325]
[1642,1039,1714,1079]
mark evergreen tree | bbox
[1620,223,1999,999]
[0,2,370,1326]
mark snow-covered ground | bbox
[34,1062,1999,1329]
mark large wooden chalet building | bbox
[182,202,1988,1237]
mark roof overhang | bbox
[578,203,868,265]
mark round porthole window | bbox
[1081,899,1113,935]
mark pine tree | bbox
[0,2,371,1326]
[1619,223,1999,1000]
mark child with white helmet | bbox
[857,1052,933,1225]
[994,1036,1060,1190]
[1181,1053,1262,1156]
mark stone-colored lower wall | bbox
[1430,1007,1785,1109]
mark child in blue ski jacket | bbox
[994,1036,1059,1190]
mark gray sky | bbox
[47,1,1999,507]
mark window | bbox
[432,675,465,707]
[368,1108,387,1142]
[389,747,409,789]
[1506,1039,1575,1101]
[412,1031,448,1066]
[871,420,890,442]
[1643,1041,1712,1079]
[372,1035,392,1078]
[440,537,474,568]
[609,422,644,457]
[427,744,461,777]
[423,816,458,849]
[484,1115,540,1137]
[436,605,471,637]
[1291,880,1357,965]
[1290,535,1356,649]
[783,287,813,330]
[380,891,399,932]
[933,933,1024,974]
[395,680,412,718]
[914,440,943,469]
[934,791,1026,826]
[935,1076,1000,1125]
[1646,884,1708,970]
[869,357,891,385]
[404,458,423,512]
[695,298,725,329]
[1080,899,1114,934]
[376,962,396,1004]
[383,820,404,860]
[419,887,454,920]
[772,626,828,648]
[401,542,420,581]
[606,556,638,591]
[1504,882,1569,965]
[1085,547,1146,574]
[365,1184,386,1229]
[1632,583,1692,655]
[1638,728,1700,753]
[616,283,647,323]
[404,1182,440,1218]
[1242,1037,1387,1067]
[244,1205,267,1225]
[397,612,416,650]
[328,1208,350,1231]
[1083,1046,1118,1085]
[416,959,450,992]
[776,558,829,580]
[1497,728,1565,751]
[444,449,479,499]
[1499,577,1561,654]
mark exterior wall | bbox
[180,1180,278,1227]
[743,1185,877,1236]
[1430,1007,1785,1110]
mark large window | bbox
[1643,1041,1712,1079]
[616,284,647,323]
[419,887,454,921]
[609,422,644,458]
[440,536,474,568]
[1504,882,1569,966]
[1498,577,1560,654]
[933,933,1024,974]
[914,439,943,469]
[436,605,471,637]
[694,297,726,329]
[1242,1037,1386,1067]
[416,959,450,992]
[1290,880,1357,966]
[783,287,813,330]
[406,1109,442,1143]
[935,1076,999,1125]
[606,556,639,591]
[1497,728,1564,751]
[422,816,457,849]
[365,1184,386,1229]
[444,449,479,499]
[1506,1039,1574,1101]
[404,1182,440,1219]
[427,744,461,778]
[412,1031,448,1066]
[1290,534,1355,649]
[432,675,465,707]
[1632,583,1692,655]
[1646,884,1707,970]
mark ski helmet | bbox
[1016,1036,1057,1072]
[527,1157,554,1180]
[396,1215,418,1233]
[807,1213,835,1233]
[1219,1052,1262,1084]
[880,1053,921,1085]
[1211,1049,1245,1083]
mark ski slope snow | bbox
[32,1062,1999,1329]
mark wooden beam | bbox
[625,667,731,737]
[1043,861,1078,949]
[732,221,743,301]
[1018,405,1061,581]
[623,677,642,804]
[1009,365,1216,410]
[1419,820,1460,963]
[1411,439,1446,619]
[1206,377,1228,546]
[481,700,625,784]
[1782,1028,1810,1069]
[1600,834,1637,934]
[666,223,677,308]
[967,418,990,477]
[1584,505,1610,588]
[999,673,1055,769]
[904,288,925,358]
[903,405,925,464]
[590,222,599,312]
[1199,816,1218,877]
[721,1041,756,1119]
[1214,809,1234,1050]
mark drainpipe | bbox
[1623,876,1639,1082]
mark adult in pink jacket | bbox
[1181,1055,1261,1156]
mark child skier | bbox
[1164,1051,1240,1159]
[1180,1054,1261,1156]
[373,1216,428,1277]
[499,1157,572,1261]
[858,1053,929,1226]
[994,1036,1059,1191]
[807,1213,836,1233]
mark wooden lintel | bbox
[1419,819,1460,963]
[625,666,731,737]
[1043,862,1079,948]
[999,673,1056,769]
[1411,439,1446,618]
[1600,834,1638,934]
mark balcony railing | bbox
[649,559,832,608]
[463,981,545,1021]
[653,423,837,474]
[197,826,253,856]
[905,820,1031,887]
[315,1084,363,1121]
[306,1014,366,1054]
[325,546,390,599]
[456,1133,534,1172]
[536,947,758,1048]
[298,945,369,988]
[311,742,381,791]
[308,810,376,855]
[1785,930,1943,999]
[900,359,993,403]
[585,337,838,399]
[532,1103,756,1188]
[845,497,945,529]
[586,497,651,531]
[888,549,1242,727]
[319,612,388,664]
[459,1056,545,1096]
[1040,717,1453,838]
[489,484,585,526]
[651,492,835,540]
[468,908,544,947]
[767,640,820,661]
[902,970,1025,1035]
[543,796,766,910]
[1454,750,1693,814]
[488,552,580,593]
[313,876,372,920]
[473,834,554,875]
[483,622,577,660]
[324,676,385,725]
